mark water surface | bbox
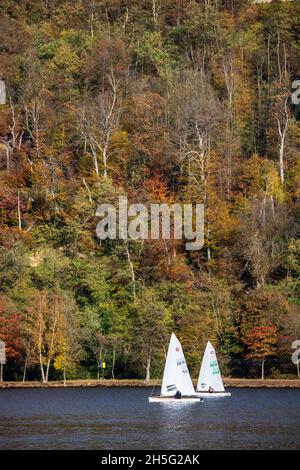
[0,387,299,449]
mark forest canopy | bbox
[0,0,300,382]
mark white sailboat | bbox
[195,341,231,397]
[149,333,201,403]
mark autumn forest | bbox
[0,0,300,383]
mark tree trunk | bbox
[82,178,92,204]
[102,146,108,178]
[277,97,289,185]
[63,366,66,386]
[123,236,136,299]
[97,347,103,380]
[5,144,10,172]
[279,134,285,185]
[39,352,46,383]
[207,225,211,262]
[45,359,50,383]
[261,359,265,380]
[152,0,158,28]
[90,12,94,38]
[145,356,151,382]
[17,190,22,230]
[22,355,28,383]
[92,148,99,178]
[112,348,116,379]
[45,315,58,383]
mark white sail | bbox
[161,333,195,396]
[197,341,225,392]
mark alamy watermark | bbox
[96,196,204,251]
[291,339,300,366]
[291,80,300,105]
[0,340,6,365]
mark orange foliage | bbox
[244,325,278,361]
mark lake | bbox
[0,387,299,449]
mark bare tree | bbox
[221,54,239,197]
[277,95,289,185]
[171,70,220,188]
[25,95,45,159]
[78,72,121,178]
[235,200,292,288]
[152,0,159,28]
[170,70,221,261]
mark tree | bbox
[170,69,228,263]
[53,300,83,385]
[270,82,291,185]
[171,70,220,191]
[91,333,107,380]
[0,295,22,381]
[24,290,77,383]
[131,288,171,382]
[244,325,278,380]
[234,175,291,288]
[108,333,123,379]
[77,72,122,178]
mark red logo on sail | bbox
[175,347,180,352]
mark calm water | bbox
[0,387,299,449]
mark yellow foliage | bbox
[53,339,68,372]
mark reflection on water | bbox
[0,387,299,449]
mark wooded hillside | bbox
[0,0,300,382]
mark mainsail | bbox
[161,333,195,396]
[197,341,225,392]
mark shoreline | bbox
[1,378,300,389]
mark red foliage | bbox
[244,325,278,360]
[0,295,22,360]
[143,175,170,203]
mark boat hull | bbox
[195,391,231,397]
[149,396,201,403]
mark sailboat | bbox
[149,333,201,403]
[195,341,231,397]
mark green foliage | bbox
[135,31,178,77]
[0,246,28,293]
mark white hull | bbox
[149,396,201,403]
[195,391,231,397]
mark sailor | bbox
[208,386,214,393]
[174,390,182,399]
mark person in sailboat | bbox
[174,390,182,399]
[208,386,214,393]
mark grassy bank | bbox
[1,378,300,389]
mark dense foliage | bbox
[0,0,300,382]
